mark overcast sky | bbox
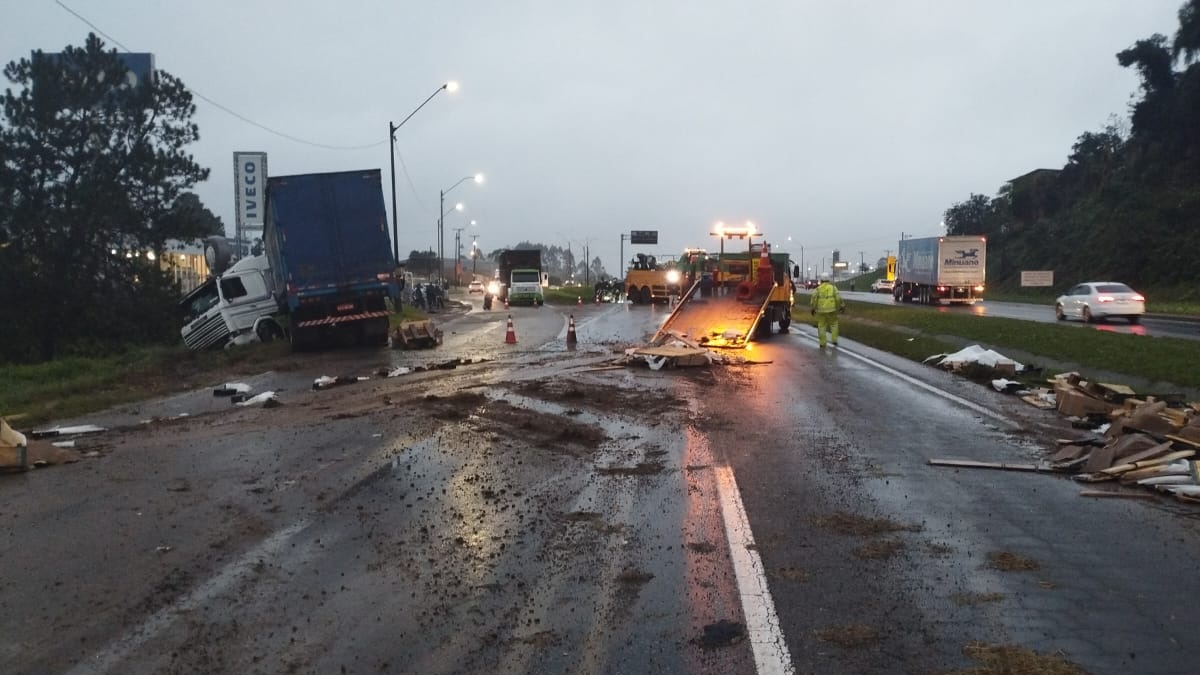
[4,0,1185,274]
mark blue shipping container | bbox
[264,169,395,306]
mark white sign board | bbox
[1021,270,1054,287]
[233,151,268,233]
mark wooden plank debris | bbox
[928,459,1054,472]
[1079,490,1157,500]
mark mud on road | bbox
[2,342,756,675]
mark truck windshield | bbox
[182,280,219,322]
[512,271,540,283]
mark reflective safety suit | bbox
[810,281,845,347]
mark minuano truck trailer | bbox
[892,235,986,305]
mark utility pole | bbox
[859,250,865,272]
[619,233,628,281]
[584,241,590,285]
[453,228,465,286]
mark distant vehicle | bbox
[870,278,894,293]
[490,249,545,306]
[804,279,820,289]
[467,280,484,294]
[1055,282,1145,324]
[893,235,986,305]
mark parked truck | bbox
[892,235,986,305]
[487,249,544,307]
[179,169,397,349]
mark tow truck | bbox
[652,224,796,348]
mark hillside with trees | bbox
[944,0,1200,297]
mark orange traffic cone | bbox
[504,296,509,309]
[577,295,582,306]
[566,314,577,347]
[505,315,517,344]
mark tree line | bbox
[944,0,1200,293]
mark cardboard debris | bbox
[1,417,29,470]
[1037,377,1200,502]
[632,346,712,370]
[391,319,443,349]
[947,371,1199,503]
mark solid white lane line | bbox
[800,331,1017,428]
[64,520,312,675]
[714,465,795,675]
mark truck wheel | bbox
[640,287,652,304]
[779,314,791,332]
[256,319,284,343]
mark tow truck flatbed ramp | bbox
[652,283,769,349]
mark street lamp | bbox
[439,173,483,283]
[388,81,458,263]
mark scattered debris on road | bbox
[234,391,282,408]
[391,319,443,349]
[930,369,1200,504]
[28,423,106,439]
[213,382,252,397]
[925,344,1023,377]
[313,375,369,390]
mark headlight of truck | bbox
[665,270,681,284]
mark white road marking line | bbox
[64,520,312,675]
[801,332,1018,428]
[714,465,795,675]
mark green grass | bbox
[794,301,1200,389]
[543,285,594,304]
[1,341,292,428]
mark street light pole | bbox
[438,173,483,284]
[619,233,628,281]
[471,234,479,278]
[389,81,458,263]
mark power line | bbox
[56,0,385,151]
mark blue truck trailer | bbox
[264,169,396,347]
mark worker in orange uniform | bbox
[810,275,845,348]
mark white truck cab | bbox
[180,253,283,350]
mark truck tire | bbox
[627,286,639,304]
[255,319,284,343]
[778,313,791,332]
[640,287,652,304]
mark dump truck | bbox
[489,249,544,307]
[892,235,986,305]
[653,242,795,348]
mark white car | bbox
[870,278,894,293]
[467,280,485,294]
[1055,282,1145,324]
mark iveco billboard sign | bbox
[233,152,268,246]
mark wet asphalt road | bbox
[841,290,1200,341]
[2,295,1199,674]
